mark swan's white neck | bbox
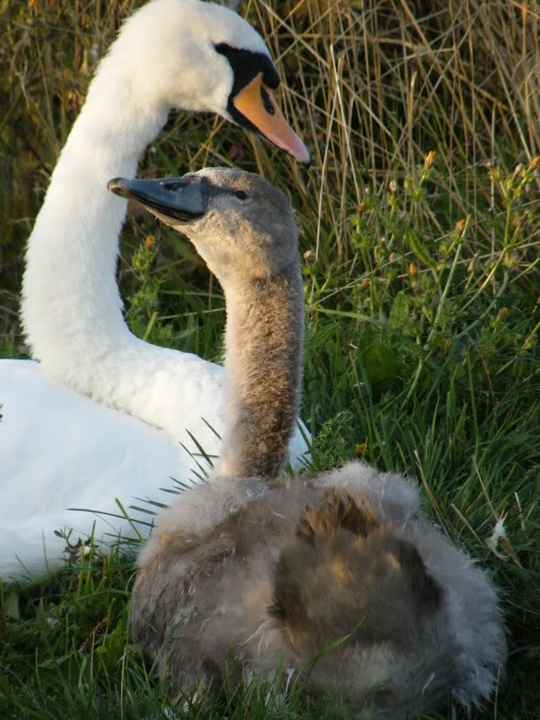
[21,63,168,384]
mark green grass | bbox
[1,0,539,717]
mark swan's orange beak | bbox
[232,73,311,165]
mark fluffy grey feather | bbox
[133,467,506,717]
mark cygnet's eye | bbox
[235,190,248,200]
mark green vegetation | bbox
[1,0,539,717]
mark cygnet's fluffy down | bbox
[132,461,506,718]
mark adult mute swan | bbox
[0,0,310,581]
[117,168,506,718]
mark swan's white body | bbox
[0,360,207,580]
[0,360,307,581]
[0,0,309,581]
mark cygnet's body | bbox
[135,468,504,717]
[112,168,506,718]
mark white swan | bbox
[117,168,506,717]
[0,0,310,582]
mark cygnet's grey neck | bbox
[217,262,304,478]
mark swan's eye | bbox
[260,87,275,116]
[235,190,248,200]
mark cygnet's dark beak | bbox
[107,176,206,223]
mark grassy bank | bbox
[1,0,539,717]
